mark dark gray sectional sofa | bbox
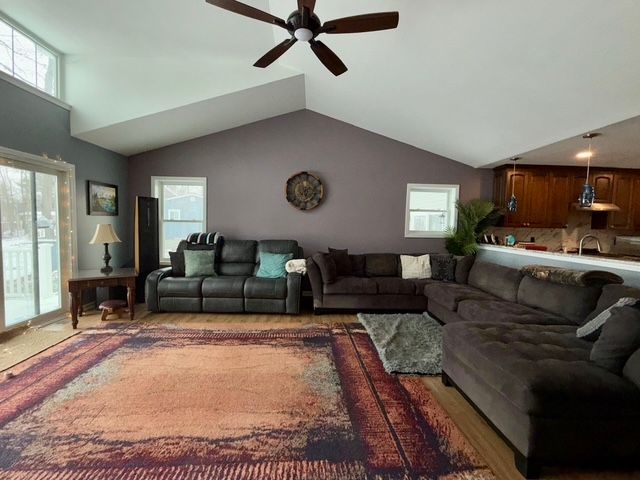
[146,239,303,314]
[307,251,640,478]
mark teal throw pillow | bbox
[183,250,216,277]
[256,252,294,279]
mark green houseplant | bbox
[445,200,500,255]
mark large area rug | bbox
[358,313,442,375]
[0,323,494,479]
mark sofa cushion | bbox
[375,277,416,295]
[329,248,352,276]
[517,276,601,325]
[365,254,398,277]
[324,277,377,295]
[623,349,640,389]
[412,278,440,295]
[244,277,288,299]
[468,261,523,302]
[424,283,496,311]
[313,253,337,284]
[584,284,640,323]
[443,322,640,417]
[590,305,640,374]
[202,276,248,298]
[349,254,366,277]
[219,240,257,276]
[454,255,475,284]
[158,277,205,298]
[457,299,570,326]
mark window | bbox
[152,177,207,262]
[0,16,59,97]
[405,184,459,238]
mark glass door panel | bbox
[0,165,61,327]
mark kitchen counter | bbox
[477,245,640,287]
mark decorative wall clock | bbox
[286,172,324,210]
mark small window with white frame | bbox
[405,184,459,238]
[0,16,60,98]
[152,176,207,263]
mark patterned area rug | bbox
[0,323,495,479]
[357,313,442,375]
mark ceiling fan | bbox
[205,0,399,76]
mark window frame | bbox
[0,14,62,100]
[151,176,207,264]
[404,183,460,238]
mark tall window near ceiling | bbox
[152,177,207,263]
[0,16,59,97]
[405,184,459,238]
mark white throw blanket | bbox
[286,259,307,274]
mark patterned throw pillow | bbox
[256,252,294,279]
[400,254,431,279]
[577,297,640,340]
[430,255,457,282]
[183,250,216,277]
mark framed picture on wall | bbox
[87,180,118,216]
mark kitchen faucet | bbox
[578,234,602,256]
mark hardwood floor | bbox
[1,309,638,480]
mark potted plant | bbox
[445,200,501,255]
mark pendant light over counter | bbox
[507,156,521,213]
[577,133,600,208]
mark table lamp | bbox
[89,224,122,273]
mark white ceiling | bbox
[1,0,639,166]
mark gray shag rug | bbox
[357,312,442,375]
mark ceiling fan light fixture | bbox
[576,151,593,159]
[294,28,313,42]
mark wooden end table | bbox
[68,268,137,329]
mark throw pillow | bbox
[590,304,640,374]
[400,254,432,279]
[365,254,398,277]
[349,254,366,277]
[577,297,639,340]
[430,255,457,282]
[256,252,294,279]
[183,250,216,277]
[328,248,352,276]
[313,253,337,284]
[169,251,186,277]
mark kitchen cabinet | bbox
[493,165,640,230]
[610,174,635,230]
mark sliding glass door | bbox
[0,149,76,331]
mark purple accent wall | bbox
[128,110,493,255]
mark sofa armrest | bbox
[286,272,302,314]
[145,267,173,312]
[306,257,323,309]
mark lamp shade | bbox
[89,224,122,245]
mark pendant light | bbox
[577,133,600,208]
[507,157,521,213]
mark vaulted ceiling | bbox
[1,0,639,167]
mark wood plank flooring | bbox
[1,309,638,480]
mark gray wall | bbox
[0,79,129,270]
[129,110,493,255]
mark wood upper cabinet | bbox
[493,166,640,230]
[590,172,614,202]
[609,173,635,230]
[547,171,572,228]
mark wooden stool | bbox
[99,299,128,321]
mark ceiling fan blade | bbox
[298,0,316,15]
[205,0,288,29]
[322,12,399,34]
[309,40,347,76]
[254,38,297,68]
